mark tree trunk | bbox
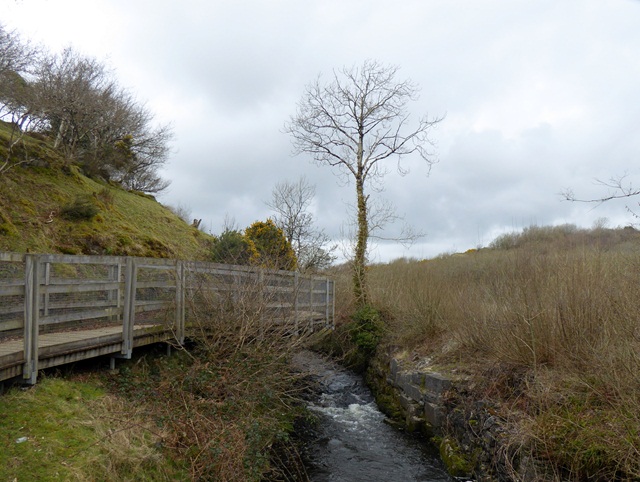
[353,174,369,306]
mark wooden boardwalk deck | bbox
[0,324,173,383]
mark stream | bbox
[292,350,454,482]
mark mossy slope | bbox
[0,124,213,260]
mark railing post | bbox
[43,261,50,318]
[331,280,336,330]
[121,257,137,358]
[293,272,299,336]
[108,262,121,323]
[325,278,330,330]
[23,254,40,384]
[258,270,265,340]
[175,260,185,344]
[308,277,314,332]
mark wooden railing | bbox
[0,252,335,384]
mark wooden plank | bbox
[0,339,23,360]
[129,258,177,268]
[0,252,24,262]
[135,280,176,289]
[0,364,23,382]
[134,300,172,313]
[0,302,23,315]
[38,254,125,265]
[185,260,257,274]
[38,331,123,357]
[0,319,22,331]
[42,299,120,311]
[23,255,35,382]
[121,257,136,357]
[40,306,122,325]
[35,324,166,356]
[175,261,185,343]
[42,281,120,294]
[38,342,124,370]
[0,283,24,296]
[46,278,120,287]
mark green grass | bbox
[0,376,187,481]
[0,122,213,260]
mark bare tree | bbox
[30,47,171,192]
[32,48,113,161]
[267,176,336,272]
[285,60,442,305]
[0,24,38,83]
[0,24,43,174]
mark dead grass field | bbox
[335,225,640,480]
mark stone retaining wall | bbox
[367,351,547,480]
[387,357,451,431]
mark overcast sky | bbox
[4,0,640,261]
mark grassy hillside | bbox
[0,121,212,260]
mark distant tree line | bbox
[0,24,171,193]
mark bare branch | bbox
[563,173,640,203]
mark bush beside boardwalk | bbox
[0,308,314,481]
[328,225,640,481]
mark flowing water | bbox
[293,351,454,482]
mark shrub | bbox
[210,229,254,265]
[245,219,297,270]
[60,195,99,220]
[349,304,385,354]
[340,304,386,371]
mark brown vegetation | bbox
[105,265,314,481]
[333,224,640,480]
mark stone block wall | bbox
[367,351,548,481]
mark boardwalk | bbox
[0,324,171,382]
[0,252,334,385]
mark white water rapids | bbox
[293,351,454,482]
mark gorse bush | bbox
[245,218,297,270]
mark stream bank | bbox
[366,348,550,481]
